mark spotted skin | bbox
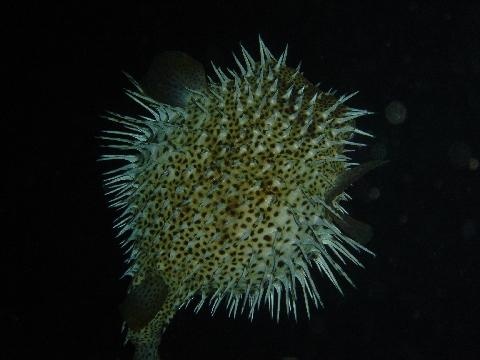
[101,38,376,359]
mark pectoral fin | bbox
[325,160,388,204]
[142,51,207,107]
[327,160,387,245]
[333,214,373,245]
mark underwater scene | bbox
[5,1,479,359]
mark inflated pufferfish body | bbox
[101,37,382,359]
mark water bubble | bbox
[368,187,381,201]
[370,142,388,160]
[462,219,477,240]
[448,142,471,169]
[399,214,408,224]
[469,157,479,171]
[385,100,407,125]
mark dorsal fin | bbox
[141,51,207,107]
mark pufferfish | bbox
[100,37,383,359]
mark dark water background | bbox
[4,1,479,359]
